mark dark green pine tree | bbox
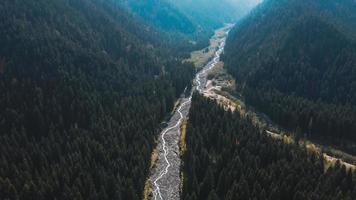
[207,190,220,200]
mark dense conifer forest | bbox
[1,0,356,199]
[0,0,194,199]
[182,94,356,200]
[223,0,356,142]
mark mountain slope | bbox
[119,0,261,49]
[169,0,239,29]
[224,0,356,142]
[0,0,194,199]
[183,94,356,200]
[117,0,196,34]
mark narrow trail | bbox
[150,26,231,200]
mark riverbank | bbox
[144,24,232,200]
[185,24,234,69]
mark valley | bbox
[1,0,356,199]
[145,25,231,200]
[146,19,356,199]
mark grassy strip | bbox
[179,118,188,194]
[179,118,188,156]
[142,148,158,200]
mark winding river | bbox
[149,27,230,200]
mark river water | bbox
[148,26,231,200]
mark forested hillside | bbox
[223,0,356,142]
[169,0,238,29]
[0,0,194,199]
[116,0,196,34]
[182,95,356,200]
[116,0,212,49]
[118,0,261,49]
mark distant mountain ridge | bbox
[117,0,196,34]
[118,0,256,47]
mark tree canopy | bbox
[182,94,356,200]
[223,0,356,142]
[0,0,195,199]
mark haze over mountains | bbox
[118,0,261,46]
[0,0,260,199]
[1,0,356,199]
